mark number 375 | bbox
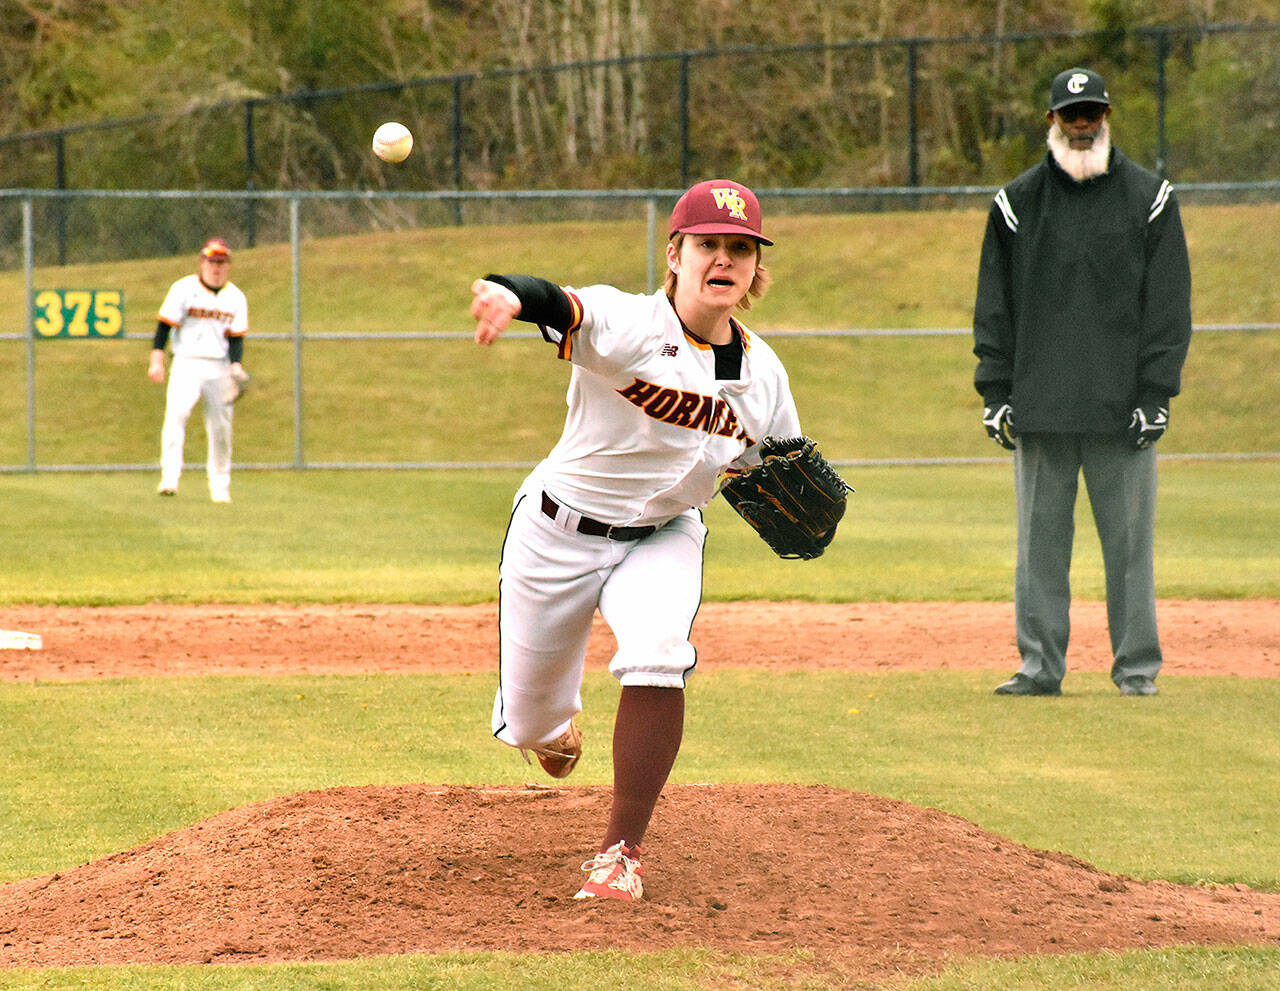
[34,289,124,338]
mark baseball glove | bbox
[224,367,251,405]
[718,436,853,560]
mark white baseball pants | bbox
[159,356,235,497]
[491,483,707,752]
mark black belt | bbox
[540,492,656,542]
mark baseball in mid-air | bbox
[372,121,413,163]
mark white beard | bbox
[1047,119,1111,181]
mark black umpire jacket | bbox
[972,147,1193,435]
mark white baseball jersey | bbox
[531,285,801,525]
[157,275,248,359]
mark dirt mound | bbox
[1,784,1276,980]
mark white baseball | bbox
[372,121,413,163]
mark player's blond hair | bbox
[663,233,770,311]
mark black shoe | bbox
[1118,675,1158,696]
[994,673,1062,696]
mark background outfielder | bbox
[148,237,249,503]
[470,179,811,902]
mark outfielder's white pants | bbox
[160,356,234,497]
[491,482,706,751]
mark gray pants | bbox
[1013,433,1161,688]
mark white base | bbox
[0,630,43,650]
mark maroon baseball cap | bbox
[200,237,232,258]
[669,179,772,246]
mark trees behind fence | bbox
[4,24,1279,209]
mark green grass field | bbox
[1,207,1277,989]
[1,460,1279,605]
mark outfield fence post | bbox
[906,41,920,188]
[244,100,259,248]
[646,198,656,293]
[451,77,465,225]
[678,54,691,187]
[291,196,305,469]
[54,135,67,266]
[1154,29,1170,178]
[22,199,37,471]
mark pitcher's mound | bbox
[1,784,1276,980]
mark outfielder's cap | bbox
[669,179,773,246]
[1049,67,1110,111]
[200,237,232,258]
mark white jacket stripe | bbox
[1148,180,1173,223]
[994,188,1018,232]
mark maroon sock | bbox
[600,685,684,851]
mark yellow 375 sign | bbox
[34,289,125,338]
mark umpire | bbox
[972,67,1192,697]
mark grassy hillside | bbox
[2,203,1279,469]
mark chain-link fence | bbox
[4,24,1279,236]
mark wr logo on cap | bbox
[711,188,749,221]
[1067,73,1089,94]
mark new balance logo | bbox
[661,344,679,357]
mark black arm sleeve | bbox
[152,321,171,350]
[227,335,244,363]
[484,274,576,332]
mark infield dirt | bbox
[2,598,1276,681]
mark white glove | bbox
[1128,405,1168,449]
[982,403,1016,451]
